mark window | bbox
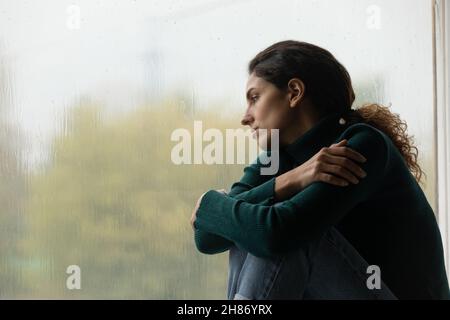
[0,0,446,298]
[433,0,450,278]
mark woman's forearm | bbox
[274,170,301,202]
[194,177,278,254]
[274,142,367,202]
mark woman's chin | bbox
[257,137,271,151]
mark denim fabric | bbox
[227,227,397,300]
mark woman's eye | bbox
[251,95,259,103]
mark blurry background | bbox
[0,0,447,298]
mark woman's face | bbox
[241,73,296,150]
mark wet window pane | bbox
[0,0,440,298]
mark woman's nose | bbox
[241,110,254,126]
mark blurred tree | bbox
[20,96,246,298]
[0,49,27,298]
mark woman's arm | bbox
[273,139,367,200]
[194,152,281,254]
[194,139,368,254]
[194,125,389,259]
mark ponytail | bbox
[348,103,424,184]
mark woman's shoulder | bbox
[342,121,388,139]
[337,122,394,174]
[339,122,393,152]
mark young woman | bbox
[191,40,450,300]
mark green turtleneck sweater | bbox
[193,112,450,300]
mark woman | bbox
[191,40,450,300]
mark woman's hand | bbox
[191,189,228,230]
[275,140,367,201]
[295,139,367,188]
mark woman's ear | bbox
[287,78,305,108]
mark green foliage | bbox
[20,99,246,298]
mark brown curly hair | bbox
[249,40,424,184]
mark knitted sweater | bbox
[193,112,450,299]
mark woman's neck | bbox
[281,109,324,146]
